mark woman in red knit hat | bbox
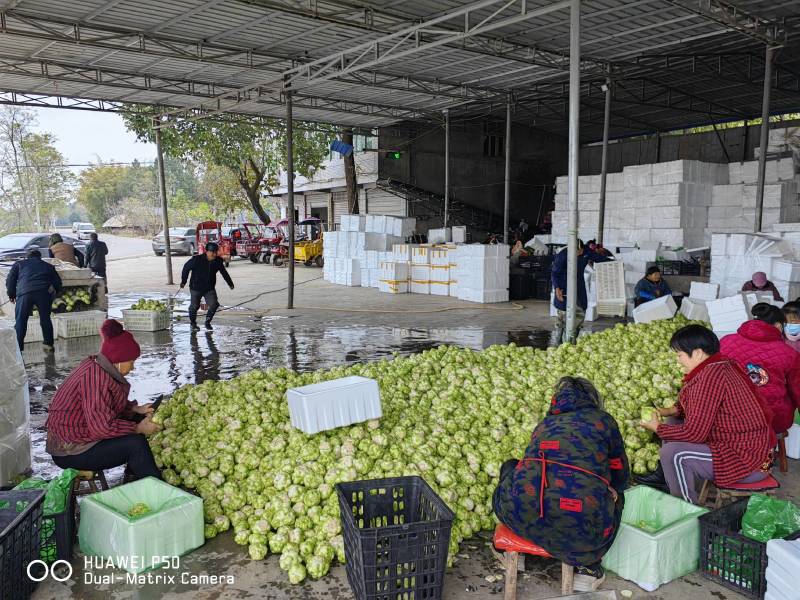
[45,319,162,479]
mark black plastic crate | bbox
[699,498,800,599]
[337,476,455,600]
[510,274,533,300]
[40,481,76,564]
[0,489,46,600]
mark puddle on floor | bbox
[23,293,553,480]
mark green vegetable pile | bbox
[128,502,151,519]
[131,299,168,312]
[33,288,91,314]
[150,317,695,584]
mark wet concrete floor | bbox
[25,291,760,600]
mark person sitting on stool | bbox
[45,319,162,480]
[742,271,783,302]
[634,266,672,307]
[5,248,61,352]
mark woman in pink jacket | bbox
[720,303,800,434]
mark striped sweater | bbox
[657,354,773,486]
[46,355,137,456]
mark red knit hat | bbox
[100,319,141,364]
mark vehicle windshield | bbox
[78,224,94,230]
[0,234,35,250]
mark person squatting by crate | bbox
[45,319,162,480]
[180,241,234,331]
[493,376,630,591]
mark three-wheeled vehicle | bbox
[235,223,266,263]
[257,224,282,264]
[196,220,233,266]
[270,217,325,267]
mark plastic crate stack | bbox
[323,214,414,288]
[594,260,626,316]
[0,326,31,487]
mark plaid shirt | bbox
[46,355,137,455]
[657,354,772,486]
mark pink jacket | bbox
[720,320,800,433]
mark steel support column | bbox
[444,108,450,228]
[286,90,295,309]
[597,75,611,245]
[503,96,512,245]
[154,124,173,285]
[755,45,774,233]
[565,0,581,344]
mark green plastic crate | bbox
[602,486,708,591]
[77,477,203,574]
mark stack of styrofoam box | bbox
[728,158,795,185]
[429,248,451,296]
[709,180,799,233]
[454,244,509,303]
[618,243,661,300]
[0,325,31,486]
[410,246,431,294]
[340,214,367,232]
[679,281,719,322]
[710,233,795,298]
[378,260,409,294]
[707,294,751,338]
[552,160,725,248]
[765,539,800,600]
[383,215,416,238]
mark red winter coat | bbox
[720,320,800,433]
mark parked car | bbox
[75,222,96,240]
[152,227,196,256]
[0,232,86,261]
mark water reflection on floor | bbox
[23,293,552,479]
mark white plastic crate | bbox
[53,310,107,339]
[595,260,626,303]
[597,300,626,317]
[287,376,382,434]
[121,309,171,332]
[633,295,677,324]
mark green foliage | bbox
[122,108,332,223]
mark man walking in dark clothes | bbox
[180,242,234,331]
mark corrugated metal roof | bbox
[0,0,795,139]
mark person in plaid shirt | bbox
[641,325,774,504]
[46,319,162,479]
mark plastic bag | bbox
[14,468,77,515]
[741,494,800,543]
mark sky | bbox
[29,107,157,173]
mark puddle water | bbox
[22,293,552,480]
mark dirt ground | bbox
[24,254,797,600]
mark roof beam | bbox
[665,0,786,47]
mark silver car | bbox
[152,227,196,256]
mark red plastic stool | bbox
[492,524,574,598]
[698,474,780,509]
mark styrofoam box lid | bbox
[767,539,800,564]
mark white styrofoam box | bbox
[623,164,653,188]
[392,243,417,262]
[429,248,450,266]
[430,281,449,296]
[384,216,416,238]
[429,264,450,283]
[624,270,642,285]
[765,564,793,600]
[287,376,381,434]
[360,268,370,288]
[449,280,459,297]
[365,251,379,269]
[0,327,29,438]
[773,260,800,282]
[0,426,31,487]
[785,424,800,460]
[365,214,378,233]
[378,279,409,294]
[707,294,750,329]
[365,233,401,252]
[428,228,452,244]
[336,269,361,287]
[369,269,380,288]
[410,280,430,294]
[772,279,800,302]
[652,160,728,186]
[411,246,432,264]
[411,264,430,282]
[457,243,508,259]
[371,214,387,234]
[632,295,677,324]
[341,214,367,232]
[767,539,800,575]
[680,297,710,322]
[690,282,719,301]
[457,288,508,304]
[452,226,467,244]
[379,261,409,281]
[457,259,509,290]
[335,258,360,273]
